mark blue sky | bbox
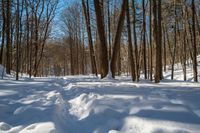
[51,0,79,39]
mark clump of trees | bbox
[0,0,58,79]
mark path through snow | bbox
[0,76,200,133]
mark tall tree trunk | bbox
[110,0,127,78]
[19,0,24,76]
[117,48,121,76]
[82,0,97,75]
[0,0,5,65]
[163,25,166,72]
[29,12,34,78]
[6,0,11,74]
[149,0,153,81]
[69,36,74,75]
[132,0,139,81]
[153,0,159,83]
[191,0,198,82]
[157,0,162,80]
[171,0,177,80]
[34,16,39,77]
[126,0,136,81]
[16,0,20,80]
[107,0,112,60]
[183,3,187,81]
[25,0,29,74]
[142,0,147,79]
[93,0,108,78]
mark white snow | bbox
[0,58,200,133]
[19,122,56,133]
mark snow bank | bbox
[19,122,56,133]
[109,116,200,133]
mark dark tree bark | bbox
[16,0,20,80]
[163,25,166,72]
[69,36,74,75]
[153,0,160,83]
[25,0,29,74]
[6,0,11,74]
[171,1,177,80]
[110,0,127,78]
[82,0,97,75]
[29,11,34,78]
[107,0,112,60]
[191,0,198,82]
[132,0,139,81]
[183,4,187,81]
[142,0,147,79]
[126,0,136,81]
[149,0,153,81]
[0,0,5,65]
[93,0,108,78]
[158,0,162,80]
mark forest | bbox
[0,0,200,133]
[0,0,199,82]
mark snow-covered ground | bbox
[0,57,200,133]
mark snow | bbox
[19,122,56,133]
[0,58,200,133]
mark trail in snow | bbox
[61,76,200,133]
[0,69,200,133]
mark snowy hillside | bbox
[0,58,200,133]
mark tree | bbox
[149,0,153,81]
[6,0,11,74]
[142,0,147,79]
[158,0,162,80]
[93,0,108,78]
[191,0,198,82]
[132,0,139,81]
[110,0,127,78]
[171,0,177,80]
[0,0,5,65]
[153,0,160,83]
[126,0,136,81]
[16,0,20,80]
[82,0,97,75]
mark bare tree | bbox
[110,0,127,78]
[6,0,11,74]
[82,0,97,75]
[93,0,108,78]
[126,0,136,81]
[191,0,198,82]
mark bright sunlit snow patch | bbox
[19,122,56,133]
[0,90,17,96]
